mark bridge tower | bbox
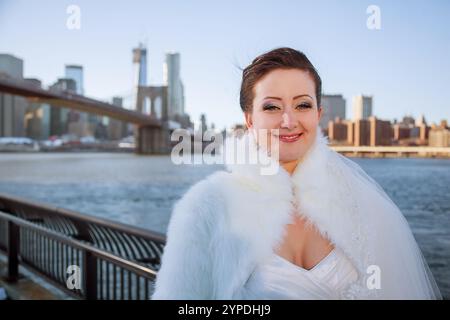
[132,44,171,154]
[135,86,171,154]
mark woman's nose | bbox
[281,112,296,129]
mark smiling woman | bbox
[244,68,322,173]
[152,47,442,300]
[240,49,324,175]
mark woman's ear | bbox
[318,106,323,121]
[244,111,253,129]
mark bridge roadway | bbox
[0,76,170,154]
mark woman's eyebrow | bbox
[293,94,313,100]
[263,96,282,101]
[263,94,313,101]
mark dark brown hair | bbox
[239,47,322,113]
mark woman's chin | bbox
[278,152,303,164]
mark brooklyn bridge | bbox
[0,75,174,154]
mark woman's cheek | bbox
[300,112,320,130]
[258,117,279,131]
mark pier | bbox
[330,145,450,158]
[0,193,166,300]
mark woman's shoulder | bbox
[169,170,232,227]
[178,169,232,205]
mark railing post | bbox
[83,250,97,300]
[7,221,20,282]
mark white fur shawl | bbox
[151,129,441,300]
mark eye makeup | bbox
[261,101,313,111]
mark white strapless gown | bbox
[236,247,359,299]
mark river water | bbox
[0,152,448,298]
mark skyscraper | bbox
[65,65,84,95]
[24,78,51,140]
[200,113,207,132]
[133,43,148,113]
[352,95,373,121]
[107,97,129,140]
[65,64,91,136]
[133,43,147,87]
[319,94,346,129]
[163,52,185,118]
[0,53,27,137]
[49,78,77,136]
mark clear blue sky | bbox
[1,0,449,130]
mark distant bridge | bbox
[330,145,450,158]
[0,76,170,154]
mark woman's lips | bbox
[276,132,304,143]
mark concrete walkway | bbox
[0,256,69,300]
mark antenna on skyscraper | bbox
[143,34,149,50]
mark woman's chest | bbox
[273,212,335,271]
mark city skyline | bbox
[0,0,449,130]
[2,49,448,131]
[1,49,449,144]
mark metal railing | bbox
[0,193,166,300]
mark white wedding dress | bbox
[237,247,359,299]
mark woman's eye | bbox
[297,103,312,109]
[263,105,280,111]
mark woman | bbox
[152,47,441,299]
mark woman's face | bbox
[245,68,322,165]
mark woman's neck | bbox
[280,159,301,175]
